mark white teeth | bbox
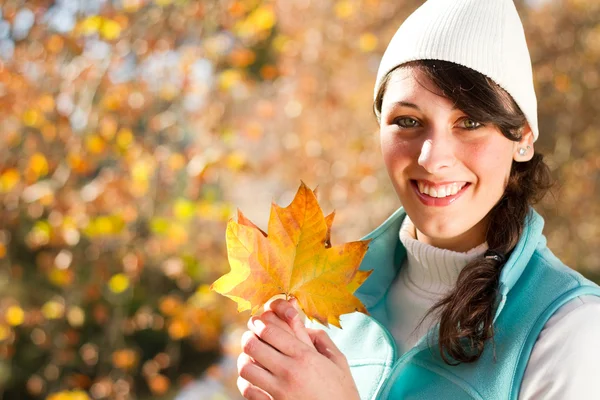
[416,181,467,198]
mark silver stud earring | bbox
[518,145,531,156]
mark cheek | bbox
[465,142,513,189]
[380,132,413,170]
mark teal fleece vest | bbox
[307,207,600,399]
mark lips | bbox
[410,180,471,207]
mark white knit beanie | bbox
[374,0,539,141]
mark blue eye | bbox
[395,117,420,128]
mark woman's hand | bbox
[236,299,360,400]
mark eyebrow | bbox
[389,100,459,111]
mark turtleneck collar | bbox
[398,215,489,296]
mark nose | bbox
[417,137,457,174]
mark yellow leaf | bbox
[0,325,10,341]
[80,16,102,35]
[100,19,121,40]
[0,168,20,192]
[28,153,49,178]
[248,6,276,31]
[6,305,25,326]
[211,182,372,327]
[150,217,170,234]
[42,301,65,320]
[359,33,378,52]
[116,128,134,150]
[85,134,106,154]
[23,109,43,127]
[174,198,195,220]
[218,69,243,91]
[334,1,355,19]
[48,268,74,287]
[108,273,130,294]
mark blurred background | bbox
[0,0,598,398]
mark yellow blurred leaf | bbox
[6,305,25,326]
[248,6,276,31]
[27,153,50,179]
[225,151,247,171]
[150,217,170,235]
[108,273,130,294]
[80,16,102,35]
[100,19,121,40]
[167,223,188,245]
[335,0,355,19]
[218,69,243,91]
[359,32,378,52]
[116,128,134,150]
[0,168,20,192]
[23,109,43,128]
[85,134,106,154]
[132,160,152,182]
[174,198,195,220]
[42,301,65,320]
[0,325,10,341]
[84,215,125,237]
[48,268,74,287]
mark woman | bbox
[236,0,600,399]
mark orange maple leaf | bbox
[211,181,372,328]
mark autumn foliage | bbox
[0,0,599,399]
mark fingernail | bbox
[285,308,297,321]
[253,318,265,330]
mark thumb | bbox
[307,328,347,367]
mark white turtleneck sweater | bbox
[388,215,600,399]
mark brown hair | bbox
[374,60,554,365]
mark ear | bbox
[513,123,534,162]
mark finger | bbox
[268,298,313,348]
[237,352,276,394]
[237,376,273,400]
[249,311,294,337]
[307,328,347,367]
[249,315,306,360]
[241,330,288,374]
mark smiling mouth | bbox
[414,180,468,198]
[410,180,471,206]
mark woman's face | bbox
[379,67,534,252]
